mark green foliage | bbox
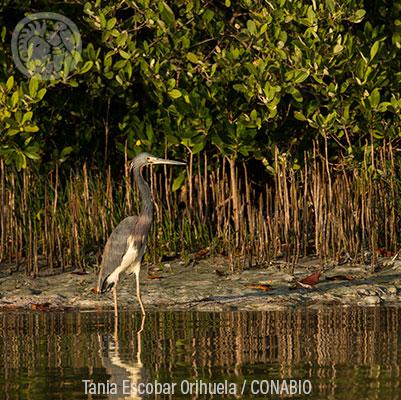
[0,28,43,170]
[0,0,400,171]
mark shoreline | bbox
[1,256,401,312]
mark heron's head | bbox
[130,152,186,170]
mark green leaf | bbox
[369,88,380,108]
[333,44,344,54]
[289,88,303,102]
[168,89,182,99]
[107,17,117,30]
[63,60,71,80]
[172,171,186,191]
[377,102,391,112]
[324,111,337,126]
[125,61,132,79]
[116,32,128,47]
[203,10,214,23]
[293,70,309,84]
[29,79,38,98]
[325,0,335,12]
[373,131,384,139]
[160,1,175,30]
[119,50,131,59]
[80,61,93,74]
[24,147,40,160]
[350,9,366,23]
[6,128,19,136]
[114,60,127,70]
[370,40,380,61]
[60,146,74,159]
[294,111,306,121]
[15,152,26,171]
[24,125,39,132]
[247,20,257,35]
[99,13,106,29]
[306,6,316,25]
[192,141,205,154]
[21,111,33,125]
[37,88,46,100]
[6,76,14,91]
[186,52,199,63]
[11,91,19,107]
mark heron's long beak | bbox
[151,157,186,166]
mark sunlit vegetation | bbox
[0,0,400,274]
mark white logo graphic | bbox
[11,12,82,80]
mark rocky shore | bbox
[1,256,401,311]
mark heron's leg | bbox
[136,313,146,367]
[113,308,119,341]
[112,286,118,318]
[134,269,146,315]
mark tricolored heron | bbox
[97,152,185,315]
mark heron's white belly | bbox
[107,244,139,283]
[120,244,139,271]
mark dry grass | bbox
[0,141,399,275]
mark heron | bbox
[97,152,186,316]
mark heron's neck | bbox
[133,166,153,220]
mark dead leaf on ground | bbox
[296,271,321,288]
[91,287,100,294]
[146,275,164,280]
[193,248,210,259]
[325,275,354,281]
[247,284,272,292]
[31,302,51,311]
[377,248,395,257]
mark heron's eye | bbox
[146,157,151,162]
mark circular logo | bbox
[11,12,82,81]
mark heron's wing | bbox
[97,216,138,288]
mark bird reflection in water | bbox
[98,313,147,399]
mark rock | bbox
[363,295,381,305]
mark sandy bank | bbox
[1,257,401,311]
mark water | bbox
[0,307,401,399]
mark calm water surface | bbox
[0,307,401,399]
